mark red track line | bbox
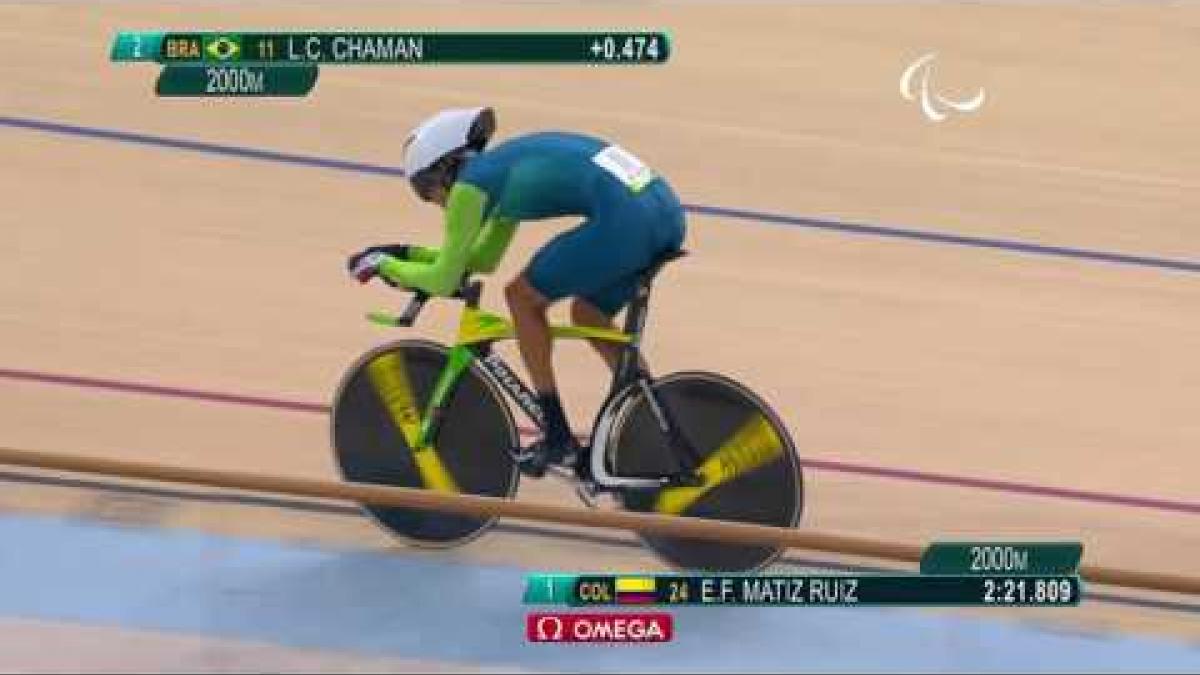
[2,366,1197,516]
[0,368,328,415]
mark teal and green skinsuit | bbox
[379,131,687,316]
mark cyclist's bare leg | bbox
[569,298,620,370]
[505,275,578,470]
[570,298,648,373]
[504,276,556,392]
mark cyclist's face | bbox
[411,163,451,207]
[426,184,449,207]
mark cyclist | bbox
[347,107,687,476]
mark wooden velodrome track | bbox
[2,0,1199,667]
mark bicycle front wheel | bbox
[331,339,519,547]
[609,371,803,572]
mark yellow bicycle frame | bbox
[455,306,632,347]
[366,300,781,515]
[364,303,632,494]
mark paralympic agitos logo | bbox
[900,53,986,122]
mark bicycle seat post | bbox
[612,249,686,387]
[613,279,653,388]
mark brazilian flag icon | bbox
[205,35,241,61]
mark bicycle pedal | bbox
[544,464,576,481]
[574,481,600,508]
[517,458,549,479]
[516,448,579,479]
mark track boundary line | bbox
[1,116,403,177]
[5,115,1199,274]
[3,366,1198,517]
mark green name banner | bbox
[920,542,1083,576]
[523,574,579,605]
[112,31,671,65]
[523,574,1081,608]
[154,65,318,97]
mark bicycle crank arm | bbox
[602,471,692,485]
[664,471,705,488]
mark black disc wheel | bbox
[331,339,519,547]
[609,371,803,572]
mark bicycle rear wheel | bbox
[608,371,803,572]
[331,339,519,547]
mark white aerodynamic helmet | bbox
[403,107,496,201]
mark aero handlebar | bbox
[366,279,482,328]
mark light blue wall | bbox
[0,514,1195,673]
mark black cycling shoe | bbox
[516,437,581,478]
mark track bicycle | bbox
[330,249,803,572]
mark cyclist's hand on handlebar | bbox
[347,251,387,284]
[346,245,411,285]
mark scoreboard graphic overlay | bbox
[110,31,672,97]
[527,543,1083,607]
[524,543,1082,643]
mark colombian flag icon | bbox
[616,577,657,605]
